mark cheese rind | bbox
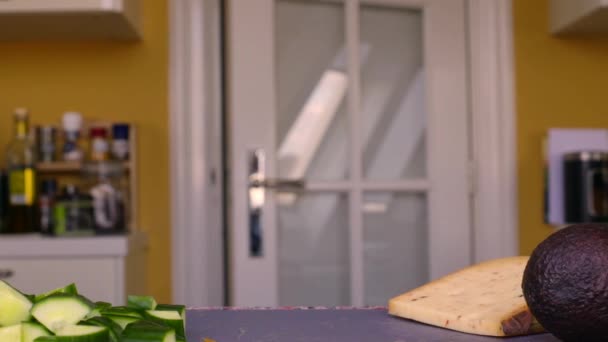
[388,256,544,337]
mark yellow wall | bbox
[0,2,171,302]
[514,0,608,254]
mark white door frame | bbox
[169,0,224,306]
[468,0,519,262]
[169,0,518,306]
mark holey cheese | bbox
[388,256,544,337]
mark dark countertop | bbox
[186,307,560,342]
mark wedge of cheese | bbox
[388,256,544,337]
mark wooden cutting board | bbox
[186,307,559,341]
[388,257,541,337]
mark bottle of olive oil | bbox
[5,108,37,233]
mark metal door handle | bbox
[247,149,306,257]
[249,178,306,190]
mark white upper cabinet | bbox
[0,0,141,41]
[551,0,608,35]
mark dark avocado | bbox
[522,223,608,342]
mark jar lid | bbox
[112,124,129,139]
[90,127,108,138]
[14,108,28,119]
[62,112,83,131]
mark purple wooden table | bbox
[186,307,559,341]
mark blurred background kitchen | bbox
[0,0,606,308]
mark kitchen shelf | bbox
[36,161,130,173]
[0,0,141,41]
[550,0,608,35]
[35,123,139,232]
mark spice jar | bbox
[111,124,130,161]
[89,126,109,162]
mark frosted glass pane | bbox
[360,6,426,180]
[275,0,348,181]
[363,192,428,306]
[278,192,350,306]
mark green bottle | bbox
[5,108,37,233]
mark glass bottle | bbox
[5,108,37,233]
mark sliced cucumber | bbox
[122,321,176,342]
[93,302,112,310]
[33,337,56,341]
[0,280,32,326]
[101,314,140,330]
[84,302,112,320]
[55,325,108,342]
[0,324,21,341]
[155,304,186,319]
[82,316,122,342]
[0,282,188,341]
[22,322,51,342]
[127,295,157,311]
[100,306,143,318]
[31,294,94,333]
[99,306,142,329]
[34,284,78,303]
[144,310,185,338]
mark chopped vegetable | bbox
[101,314,140,330]
[155,304,186,319]
[34,284,78,303]
[0,325,21,340]
[82,316,123,342]
[31,294,94,332]
[55,325,109,342]
[100,306,143,318]
[122,321,176,342]
[0,280,32,326]
[144,310,185,338]
[22,322,51,342]
[0,280,186,341]
[127,295,157,311]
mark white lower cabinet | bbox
[0,233,147,305]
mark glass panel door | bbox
[276,0,349,181]
[275,0,351,306]
[358,4,428,305]
[360,6,425,181]
[227,0,471,307]
[278,192,350,306]
[363,192,428,305]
